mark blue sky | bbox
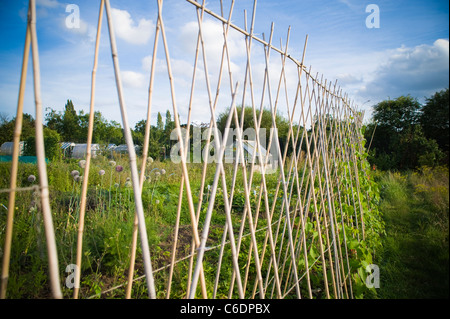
[0,0,448,127]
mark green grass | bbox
[375,167,449,298]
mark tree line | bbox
[1,88,448,171]
[364,88,449,170]
[0,100,177,160]
[0,101,299,161]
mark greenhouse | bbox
[0,141,24,156]
[71,143,100,159]
[60,142,75,157]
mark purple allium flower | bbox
[78,160,86,169]
[71,170,80,177]
[75,175,83,182]
[99,169,105,176]
[115,165,124,173]
[27,175,36,183]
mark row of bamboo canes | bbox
[1,0,369,299]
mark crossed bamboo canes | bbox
[2,0,368,300]
[163,0,363,299]
[123,0,365,300]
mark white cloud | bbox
[54,13,97,44]
[178,18,246,75]
[34,0,64,19]
[121,71,146,88]
[36,0,62,8]
[359,39,449,101]
[142,55,205,86]
[336,73,362,85]
[111,8,154,45]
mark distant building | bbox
[71,143,100,159]
[0,141,25,156]
[60,142,75,157]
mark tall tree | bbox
[156,112,164,132]
[164,110,175,151]
[420,88,449,163]
[164,110,174,136]
[156,112,165,157]
[62,99,80,142]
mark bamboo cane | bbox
[29,0,62,299]
[125,13,161,300]
[73,0,104,299]
[328,83,354,298]
[242,26,292,300]
[104,0,156,299]
[0,4,31,299]
[155,0,208,298]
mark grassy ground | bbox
[375,167,449,299]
